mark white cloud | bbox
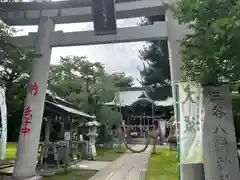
[13,18,145,86]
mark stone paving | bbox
[0,161,111,177]
[88,145,153,180]
[0,144,155,180]
[71,160,111,171]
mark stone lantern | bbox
[86,120,100,160]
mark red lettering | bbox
[23,118,31,126]
[24,106,32,120]
[22,105,32,136]
[21,126,31,136]
[28,82,39,96]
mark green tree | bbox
[110,72,134,88]
[139,40,171,100]
[48,56,116,112]
[0,10,36,140]
[96,105,122,143]
[48,56,123,141]
[48,56,122,118]
[232,94,240,139]
[0,50,35,141]
[172,0,240,139]
[173,0,240,85]
[138,15,172,100]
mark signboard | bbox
[92,0,117,35]
[0,89,7,160]
[203,86,240,180]
[64,132,71,141]
[178,82,204,164]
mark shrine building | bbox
[105,87,174,132]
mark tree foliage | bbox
[138,16,171,100]
[173,0,240,85]
[48,56,132,129]
[110,72,134,88]
[48,56,132,141]
[0,16,36,140]
[49,56,113,111]
[139,40,171,100]
[173,0,240,139]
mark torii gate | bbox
[0,0,203,180]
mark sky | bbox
[13,18,146,86]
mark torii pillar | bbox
[13,17,54,179]
[166,12,205,180]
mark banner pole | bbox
[174,82,181,180]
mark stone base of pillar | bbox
[11,175,42,180]
[168,143,177,151]
[0,175,42,180]
[181,164,205,180]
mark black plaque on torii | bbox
[92,0,117,35]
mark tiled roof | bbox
[105,89,174,107]
[46,100,95,119]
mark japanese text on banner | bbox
[178,82,204,164]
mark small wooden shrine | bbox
[37,92,95,170]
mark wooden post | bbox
[152,138,156,154]
[44,117,51,143]
[63,114,71,169]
